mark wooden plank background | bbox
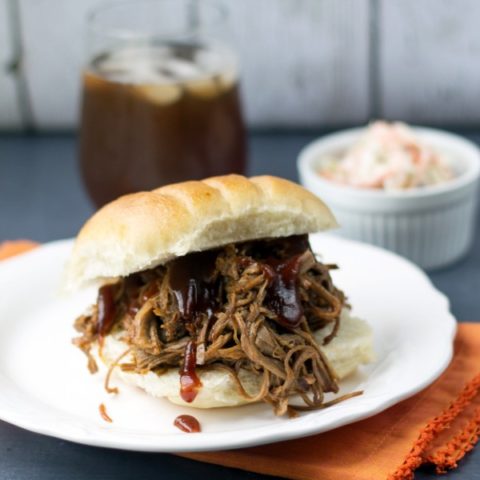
[379,0,480,126]
[225,0,370,127]
[0,0,22,129]
[1,0,480,129]
[17,0,103,129]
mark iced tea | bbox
[79,43,247,207]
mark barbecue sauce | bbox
[174,414,201,433]
[179,340,202,403]
[240,235,309,329]
[169,250,218,321]
[263,253,305,329]
[97,284,116,337]
[169,250,218,402]
[283,234,309,257]
[168,236,309,400]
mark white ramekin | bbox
[298,127,480,270]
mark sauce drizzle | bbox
[263,253,305,328]
[97,284,116,337]
[169,250,218,321]
[179,340,202,403]
[240,235,309,329]
[169,236,309,400]
[170,251,217,402]
[174,414,201,433]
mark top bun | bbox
[65,175,337,290]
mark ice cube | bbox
[195,48,224,74]
[218,68,237,92]
[96,45,174,84]
[133,83,183,105]
[185,77,221,99]
[162,58,202,81]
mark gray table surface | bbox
[1,131,479,479]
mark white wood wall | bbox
[0,0,22,129]
[226,0,370,127]
[1,0,480,129]
[378,0,480,126]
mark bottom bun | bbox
[99,309,374,408]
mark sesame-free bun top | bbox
[65,175,338,290]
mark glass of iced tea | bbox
[80,0,247,207]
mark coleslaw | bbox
[318,122,454,190]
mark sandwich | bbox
[66,175,373,416]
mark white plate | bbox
[0,235,456,452]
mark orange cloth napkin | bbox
[2,241,479,480]
[181,328,480,479]
[0,240,38,260]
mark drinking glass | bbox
[79,0,247,207]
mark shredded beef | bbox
[73,235,346,416]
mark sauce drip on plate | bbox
[99,403,113,423]
[174,415,201,433]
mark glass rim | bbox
[87,0,228,41]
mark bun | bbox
[98,309,374,409]
[64,175,337,291]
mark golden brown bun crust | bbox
[65,175,337,290]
